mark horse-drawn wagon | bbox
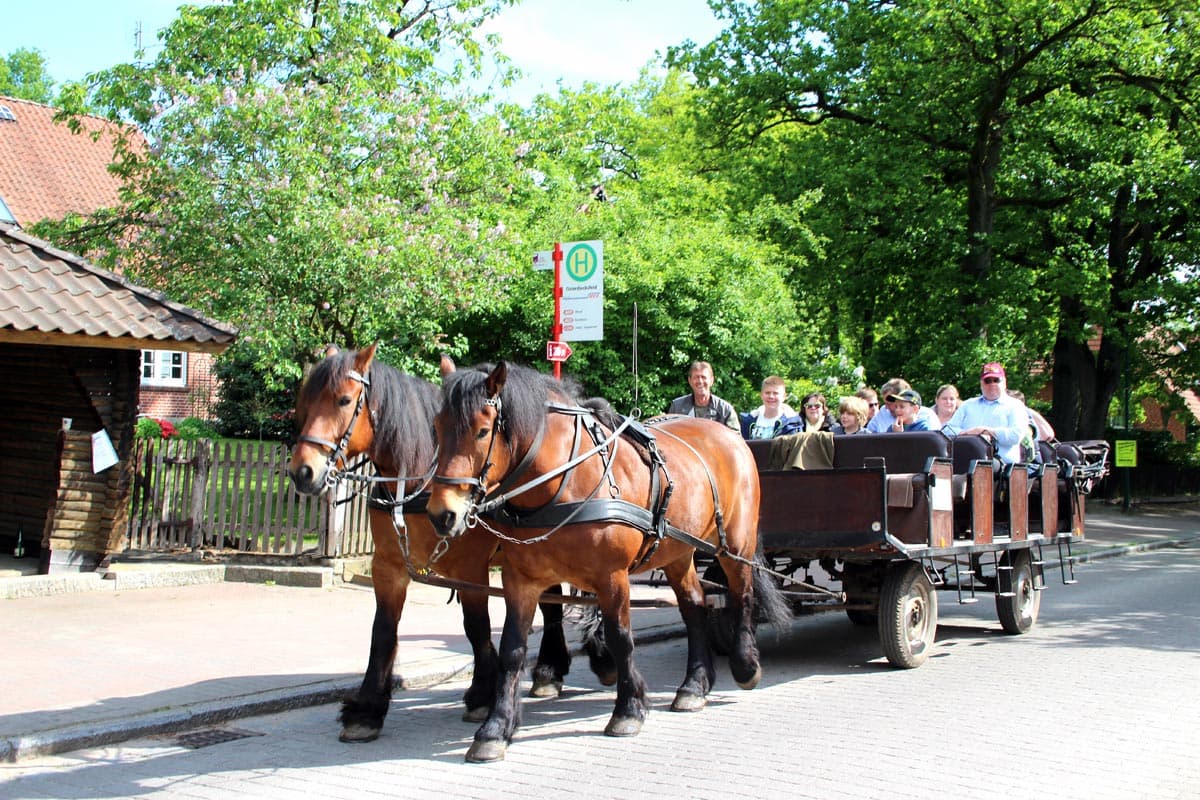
[700,430,1109,668]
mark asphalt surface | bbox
[1,501,1197,763]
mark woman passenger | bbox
[934,384,960,427]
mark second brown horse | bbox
[428,360,780,762]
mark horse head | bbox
[287,343,379,495]
[427,360,516,538]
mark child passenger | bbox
[885,389,932,432]
[739,376,801,440]
[831,396,869,434]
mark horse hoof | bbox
[462,705,491,723]
[338,723,381,743]
[597,670,618,687]
[466,739,507,763]
[604,716,644,737]
[670,690,707,712]
[735,665,762,690]
[529,679,563,698]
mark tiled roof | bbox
[0,95,135,227]
[0,224,237,353]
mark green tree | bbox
[672,0,1200,437]
[37,0,520,386]
[0,48,54,102]
[442,75,809,413]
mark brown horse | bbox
[427,360,780,763]
[287,345,593,743]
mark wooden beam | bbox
[0,329,232,354]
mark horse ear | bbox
[355,343,378,373]
[439,354,456,378]
[323,344,339,358]
[486,361,509,398]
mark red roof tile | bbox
[0,224,236,352]
[0,95,137,227]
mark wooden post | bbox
[189,440,210,551]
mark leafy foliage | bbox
[210,344,296,441]
[0,48,54,102]
[671,0,1200,436]
[40,0,522,386]
[442,76,809,413]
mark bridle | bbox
[432,393,506,510]
[296,368,373,490]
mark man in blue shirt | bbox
[941,362,1028,464]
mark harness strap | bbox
[488,498,724,558]
[475,411,637,514]
[368,483,430,514]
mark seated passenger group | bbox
[669,359,1052,466]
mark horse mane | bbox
[443,363,647,464]
[443,362,571,448]
[299,349,439,476]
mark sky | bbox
[5,0,727,106]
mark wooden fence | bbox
[126,438,376,557]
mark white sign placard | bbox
[92,429,119,473]
[560,240,603,342]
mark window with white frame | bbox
[141,350,188,388]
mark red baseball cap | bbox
[980,362,1006,380]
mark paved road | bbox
[3,544,1198,800]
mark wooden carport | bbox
[0,225,236,573]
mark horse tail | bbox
[752,552,794,639]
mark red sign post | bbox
[550,242,565,378]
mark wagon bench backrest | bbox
[745,431,956,475]
[831,431,949,473]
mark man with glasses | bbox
[856,387,880,422]
[940,362,1028,464]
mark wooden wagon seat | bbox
[748,432,951,510]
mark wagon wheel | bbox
[701,562,735,656]
[878,561,937,669]
[996,549,1041,635]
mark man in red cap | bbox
[940,361,1029,464]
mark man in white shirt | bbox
[941,362,1029,464]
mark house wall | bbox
[139,352,220,421]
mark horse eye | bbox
[338,395,353,407]
[476,427,490,441]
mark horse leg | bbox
[661,559,716,712]
[459,587,499,722]
[339,558,408,743]
[465,578,539,763]
[580,605,618,686]
[719,554,762,689]
[529,584,570,698]
[598,575,649,737]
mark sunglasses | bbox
[868,402,879,408]
[805,403,824,410]
[983,377,1001,384]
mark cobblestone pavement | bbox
[3,543,1197,800]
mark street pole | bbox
[552,242,563,380]
[1123,341,1131,512]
